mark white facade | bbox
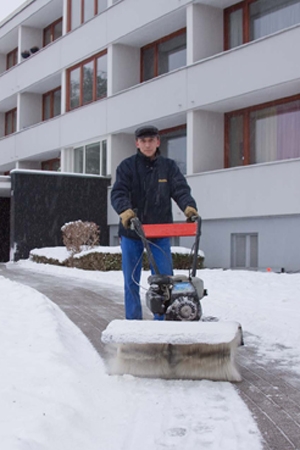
[0,0,300,271]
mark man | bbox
[111,125,198,320]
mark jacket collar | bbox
[137,149,160,163]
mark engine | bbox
[145,274,206,321]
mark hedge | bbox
[30,249,204,271]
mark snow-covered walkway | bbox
[1,262,300,450]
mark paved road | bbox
[1,264,300,450]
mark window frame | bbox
[6,48,18,70]
[73,140,107,176]
[231,232,258,269]
[5,108,17,136]
[43,17,63,47]
[159,124,187,174]
[66,50,107,112]
[224,0,300,50]
[42,86,62,121]
[224,93,300,167]
[67,0,103,31]
[140,28,187,82]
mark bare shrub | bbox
[61,220,100,255]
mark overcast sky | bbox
[0,0,26,22]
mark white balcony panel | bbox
[187,25,300,112]
[60,100,108,147]
[106,0,188,46]
[107,70,188,132]
[186,159,300,220]
[12,119,61,161]
[14,120,60,160]
[0,136,16,163]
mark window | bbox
[43,18,63,46]
[5,108,17,136]
[67,51,107,111]
[141,28,186,81]
[224,0,300,50]
[42,158,60,171]
[74,140,107,175]
[225,95,300,167]
[159,125,187,174]
[231,233,258,269]
[6,48,18,70]
[42,87,61,120]
[67,0,107,31]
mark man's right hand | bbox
[120,209,136,229]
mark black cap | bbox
[135,125,159,139]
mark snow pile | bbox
[0,277,105,450]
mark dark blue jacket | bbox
[111,151,197,239]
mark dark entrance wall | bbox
[10,170,111,261]
[0,197,10,262]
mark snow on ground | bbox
[2,246,300,449]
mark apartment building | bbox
[0,0,300,270]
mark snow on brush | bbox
[102,319,242,345]
[0,273,263,450]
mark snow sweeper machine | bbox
[101,216,244,382]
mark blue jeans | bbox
[121,236,173,320]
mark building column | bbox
[60,147,74,172]
[187,110,224,175]
[108,43,140,96]
[186,3,223,65]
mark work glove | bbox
[120,209,136,229]
[184,206,199,222]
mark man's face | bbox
[136,136,160,159]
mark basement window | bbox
[231,233,258,269]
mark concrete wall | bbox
[16,160,41,170]
[199,215,300,272]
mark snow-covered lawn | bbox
[2,250,300,450]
